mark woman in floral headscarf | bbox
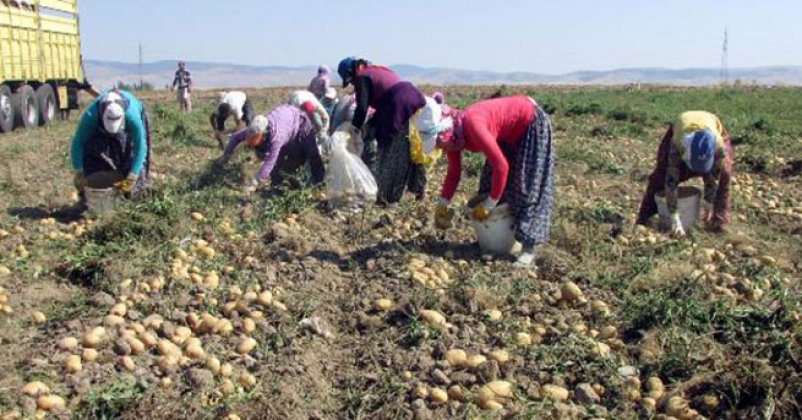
[431,96,555,268]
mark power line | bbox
[720,28,729,84]
[138,42,144,89]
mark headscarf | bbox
[436,106,466,152]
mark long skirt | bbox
[478,106,555,248]
[375,124,426,204]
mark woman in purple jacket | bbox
[337,57,427,205]
[215,105,325,192]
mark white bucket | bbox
[655,186,701,229]
[470,204,517,254]
[85,187,117,216]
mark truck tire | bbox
[36,84,57,127]
[0,85,14,133]
[11,85,39,129]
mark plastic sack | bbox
[326,127,377,208]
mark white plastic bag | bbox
[326,127,377,208]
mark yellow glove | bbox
[434,199,454,230]
[471,199,498,221]
[115,173,138,194]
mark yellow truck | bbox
[0,0,91,132]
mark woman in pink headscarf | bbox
[309,65,332,100]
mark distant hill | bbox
[84,60,802,90]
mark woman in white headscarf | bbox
[70,89,151,203]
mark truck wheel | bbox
[0,85,13,133]
[36,84,57,127]
[11,85,39,129]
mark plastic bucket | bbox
[85,187,117,216]
[470,204,517,254]
[655,186,701,229]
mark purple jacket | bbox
[224,105,320,183]
[309,66,331,99]
[359,66,402,107]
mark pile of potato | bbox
[408,256,455,289]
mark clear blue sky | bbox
[79,0,802,74]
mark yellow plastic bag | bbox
[409,113,441,168]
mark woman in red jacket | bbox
[432,96,555,268]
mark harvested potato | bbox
[445,349,468,367]
[466,354,487,368]
[237,336,257,354]
[190,212,204,221]
[374,298,393,312]
[82,348,99,362]
[65,355,82,373]
[560,281,584,302]
[31,311,47,324]
[37,395,66,411]
[541,384,569,402]
[488,349,510,364]
[430,388,448,404]
[420,310,447,328]
[58,337,79,352]
[22,381,50,396]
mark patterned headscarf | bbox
[437,106,466,152]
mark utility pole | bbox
[720,28,729,85]
[138,42,144,90]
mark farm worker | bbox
[71,89,151,202]
[431,91,454,115]
[337,56,427,204]
[210,91,253,149]
[287,89,331,148]
[432,96,555,268]
[321,88,339,120]
[637,111,733,235]
[216,105,325,192]
[309,65,332,100]
[171,61,192,113]
[330,93,375,134]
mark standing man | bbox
[171,61,192,113]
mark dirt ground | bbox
[0,86,800,419]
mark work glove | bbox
[240,178,259,194]
[471,198,498,221]
[73,171,87,191]
[670,212,686,237]
[434,198,455,230]
[115,172,139,194]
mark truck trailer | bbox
[0,0,90,133]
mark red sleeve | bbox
[464,118,508,202]
[441,150,462,201]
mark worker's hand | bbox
[467,193,488,210]
[670,213,686,237]
[115,173,138,194]
[701,201,714,225]
[213,155,229,169]
[471,199,498,221]
[434,199,454,230]
[240,178,259,194]
[73,171,87,191]
[318,133,332,153]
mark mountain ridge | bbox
[84,59,802,89]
